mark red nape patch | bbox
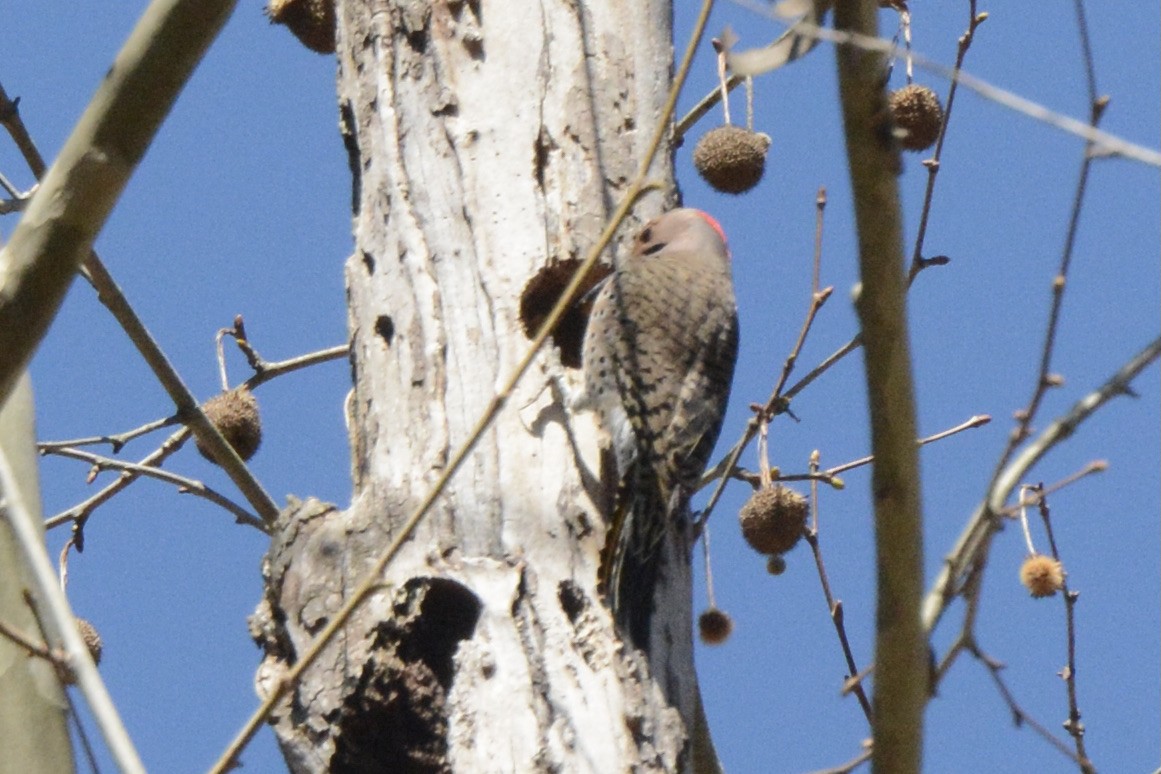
[695,210,728,248]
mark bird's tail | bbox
[599,468,671,652]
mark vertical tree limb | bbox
[833,2,925,772]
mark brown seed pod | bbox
[75,617,103,666]
[698,608,734,645]
[1020,554,1065,598]
[196,387,263,464]
[693,125,772,194]
[766,554,787,576]
[266,0,336,55]
[739,484,808,556]
[889,84,944,152]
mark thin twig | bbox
[824,414,990,477]
[43,447,266,532]
[209,2,722,769]
[731,467,843,489]
[1000,460,1107,516]
[923,334,1161,634]
[0,615,55,661]
[696,190,834,521]
[968,640,1092,771]
[1033,491,1090,769]
[985,96,1108,486]
[812,186,825,294]
[805,450,873,723]
[907,1,985,284]
[42,343,346,533]
[722,0,1161,166]
[244,342,350,383]
[45,428,188,533]
[933,561,985,687]
[1072,0,1098,109]
[37,416,176,453]
[805,745,873,774]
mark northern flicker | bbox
[582,208,739,650]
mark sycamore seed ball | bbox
[766,554,787,576]
[889,84,944,152]
[739,484,808,556]
[76,617,103,666]
[698,608,734,645]
[1020,554,1065,598]
[196,387,263,464]
[693,125,772,194]
[266,0,336,54]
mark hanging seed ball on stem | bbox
[889,84,944,152]
[698,608,734,645]
[196,387,263,464]
[693,125,772,194]
[739,484,808,556]
[1020,554,1065,598]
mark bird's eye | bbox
[642,243,664,256]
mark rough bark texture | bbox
[249,1,706,771]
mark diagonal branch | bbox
[0,0,239,403]
[0,0,280,523]
[922,334,1161,633]
[43,446,266,532]
[41,343,347,532]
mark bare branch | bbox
[834,3,927,767]
[805,452,873,723]
[696,191,834,523]
[968,640,1093,772]
[41,343,347,532]
[923,334,1161,633]
[824,414,990,477]
[805,745,873,774]
[0,0,239,403]
[43,446,267,533]
[44,428,188,532]
[1032,491,1090,767]
[1,449,144,773]
[907,1,986,284]
[723,0,1161,165]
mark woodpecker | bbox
[582,208,739,651]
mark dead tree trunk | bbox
[248,1,712,771]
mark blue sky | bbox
[2,2,1157,772]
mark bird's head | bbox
[631,208,730,263]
